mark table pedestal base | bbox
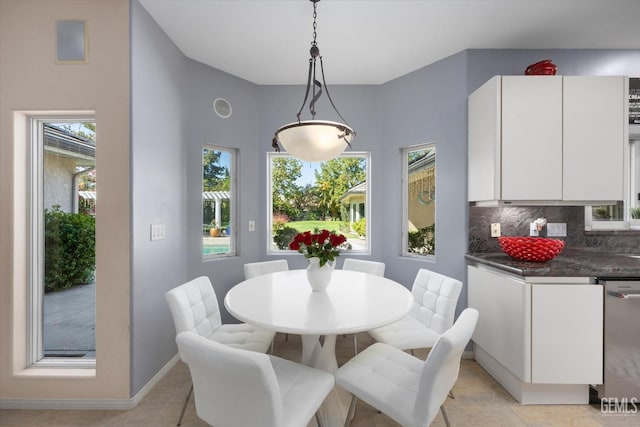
[301,335,351,427]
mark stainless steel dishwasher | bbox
[599,278,640,400]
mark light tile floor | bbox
[1,332,638,426]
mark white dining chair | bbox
[368,268,462,356]
[342,258,386,354]
[244,259,290,341]
[244,259,289,280]
[176,331,334,427]
[336,308,479,427]
[165,276,275,426]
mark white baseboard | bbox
[0,354,180,410]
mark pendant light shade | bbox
[276,120,354,162]
[272,0,355,162]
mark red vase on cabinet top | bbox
[524,59,558,75]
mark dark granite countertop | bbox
[466,249,640,278]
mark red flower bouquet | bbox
[289,229,351,266]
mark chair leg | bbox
[449,389,455,399]
[440,404,451,427]
[177,383,193,426]
[270,340,274,354]
[410,349,415,356]
[353,334,358,355]
[315,412,322,427]
[344,395,357,427]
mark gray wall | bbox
[184,58,263,317]
[130,0,189,394]
[467,49,640,93]
[377,52,471,313]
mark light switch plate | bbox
[150,224,166,241]
[490,223,501,237]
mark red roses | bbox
[289,229,350,266]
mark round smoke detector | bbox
[213,98,232,118]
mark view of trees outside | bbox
[270,154,368,252]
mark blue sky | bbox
[297,161,319,186]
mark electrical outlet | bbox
[529,223,539,237]
[248,220,255,232]
[490,223,501,237]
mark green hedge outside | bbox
[44,205,96,292]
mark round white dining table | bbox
[224,269,413,427]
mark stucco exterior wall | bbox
[44,152,76,212]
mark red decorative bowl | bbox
[498,237,565,262]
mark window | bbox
[202,145,236,258]
[585,136,640,230]
[30,117,96,367]
[402,144,436,257]
[268,152,370,254]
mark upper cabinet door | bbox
[563,76,625,201]
[468,76,501,202]
[501,76,563,200]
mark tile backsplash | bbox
[468,205,639,253]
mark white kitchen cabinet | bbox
[531,283,603,384]
[467,264,532,382]
[467,264,603,404]
[563,76,625,201]
[502,76,563,201]
[468,75,626,204]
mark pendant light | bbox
[271,0,355,162]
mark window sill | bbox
[15,367,96,378]
[584,228,640,235]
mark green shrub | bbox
[352,218,366,237]
[44,205,95,291]
[408,224,435,255]
[273,225,299,250]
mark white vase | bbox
[306,257,334,292]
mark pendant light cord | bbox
[294,0,354,141]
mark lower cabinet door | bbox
[531,284,603,384]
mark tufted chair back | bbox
[244,259,289,279]
[414,308,478,425]
[409,269,462,334]
[177,331,283,427]
[342,258,386,277]
[165,276,222,339]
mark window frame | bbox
[266,151,372,255]
[585,130,638,231]
[29,114,96,368]
[202,144,237,260]
[401,143,436,259]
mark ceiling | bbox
[138,0,640,85]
